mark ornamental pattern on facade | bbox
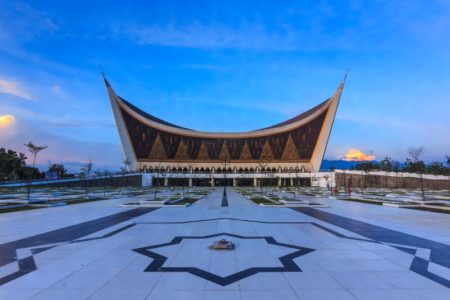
[120,106,327,163]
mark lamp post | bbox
[222,158,228,198]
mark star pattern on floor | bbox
[133,232,315,286]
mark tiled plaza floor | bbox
[1,188,449,299]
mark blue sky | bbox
[0,0,449,171]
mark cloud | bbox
[344,149,376,161]
[0,114,17,139]
[110,22,296,50]
[0,114,15,128]
[0,78,33,100]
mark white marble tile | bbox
[153,272,207,291]
[0,287,42,300]
[50,271,117,289]
[284,272,343,290]
[30,288,96,300]
[373,271,446,289]
[296,289,356,300]
[349,288,413,300]
[328,271,393,289]
[90,287,150,299]
[2,271,71,289]
[204,290,241,300]
[240,272,292,290]
[1,187,449,299]
[241,290,300,300]
[399,288,450,300]
[146,290,204,300]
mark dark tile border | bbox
[292,207,450,288]
[221,187,228,207]
[0,208,157,285]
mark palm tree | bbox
[24,142,47,201]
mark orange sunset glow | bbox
[344,148,375,161]
[0,114,15,128]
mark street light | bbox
[222,158,228,198]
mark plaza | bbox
[1,187,449,299]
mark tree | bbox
[47,163,67,178]
[379,156,393,172]
[379,156,394,189]
[24,142,47,201]
[392,160,401,192]
[354,161,379,171]
[427,161,446,175]
[360,163,372,197]
[81,160,93,198]
[102,170,112,197]
[0,148,27,180]
[407,146,426,200]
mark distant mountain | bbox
[320,159,366,171]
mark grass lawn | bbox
[249,197,282,205]
[405,207,450,215]
[167,197,199,205]
[337,198,383,205]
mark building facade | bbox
[104,75,345,179]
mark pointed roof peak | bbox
[99,65,111,88]
[340,69,349,87]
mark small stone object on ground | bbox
[209,239,235,250]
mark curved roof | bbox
[103,74,342,138]
[117,96,330,134]
[109,81,339,138]
[104,74,345,171]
